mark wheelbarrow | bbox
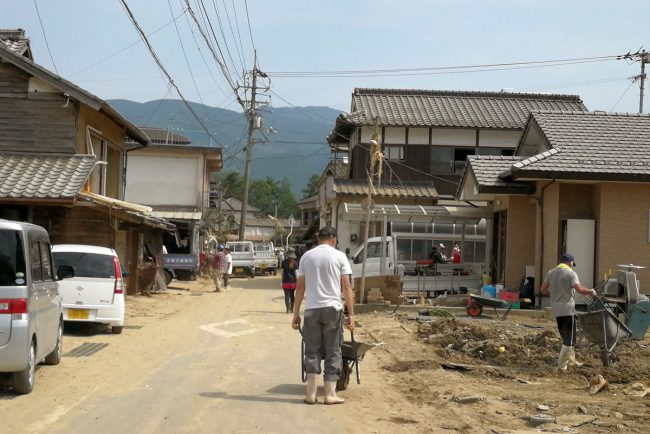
[577,296,632,366]
[298,326,374,391]
[466,294,527,321]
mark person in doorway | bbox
[281,252,299,313]
[452,242,461,264]
[211,247,226,292]
[292,226,354,405]
[223,247,232,290]
[539,253,596,370]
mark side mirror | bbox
[57,265,75,280]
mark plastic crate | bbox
[498,291,519,302]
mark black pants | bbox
[283,289,295,306]
[556,315,577,346]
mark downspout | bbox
[535,180,556,308]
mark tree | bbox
[248,176,299,219]
[301,174,320,199]
[215,171,245,201]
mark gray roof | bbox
[509,111,650,181]
[0,29,32,58]
[333,178,438,198]
[459,155,534,196]
[221,197,260,213]
[0,43,149,146]
[344,88,586,129]
[0,153,95,200]
[127,127,192,145]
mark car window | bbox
[40,242,54,281]
[0,229,26,286]
[53,252,115,278]
[30,241,42,282]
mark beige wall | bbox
[504,195,536,288]
[541,182,560,282]
[595,183,650,288]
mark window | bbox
[87,127,123,198]
[30,241,42,282]
[396,239,412,261]
[431,147,453,174]
[453,149,475,173]
[40,242,53,280]
[52,252,115,279]
[0,229,26,286]
[384,145,404,160]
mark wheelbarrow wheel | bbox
[336,361,351,391]
[466,302,482,317]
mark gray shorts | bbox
[303,306,343,381]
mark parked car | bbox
[52,244,125,335]
[0,219,67,394]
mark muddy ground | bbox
[352,311,650,433]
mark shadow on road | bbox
[241,310,290,315]
[199,390,304,404]
[63,322,113,336]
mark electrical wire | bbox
[243,0,256,52]
[230,0,247,66]
[142,84,173,125]
[219,0,246,71]
[209,0,244,74]
[267,54,622,77]
[167,0,208,112]
[70,8,188,77]
[609,78,637,112]
[119,0,220,145]
[195,0,238,86]
[33,0,58,74]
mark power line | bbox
[32,0,58,74]
[609,79,637,112]
[167,0,208,114]
[208,0,244,74]
[119,0,220,145]
[229,0,247,66]
[70,8,187,77]
[267,54,622,77]
[243,0,256,52]
[219,0,247,71]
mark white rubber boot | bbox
[558,345,571,371]
[304,373,318,405]
[567,346,584,367]
[323,381,345,405]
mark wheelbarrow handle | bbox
[351,329,360,385]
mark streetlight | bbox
[286,215,296,252]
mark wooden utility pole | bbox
[358,117,382,304]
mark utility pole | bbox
[238,52,269,240]
[619,49,649,113]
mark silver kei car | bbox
[0,219,67,394]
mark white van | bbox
[0,219,66,394]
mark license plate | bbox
[261,264,268,269]
[235,267,244,273]
[68,309,89,320]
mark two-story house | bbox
[0,29,174,293]
[124,127,222,256]
[322,88,586,270]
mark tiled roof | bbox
[0,29,31,58]
[510,111,650,181]
[460,155,534,196]
[333,178,438,198]
[0,154,95,200]
[345,88,586,129]
[221,197,260,212]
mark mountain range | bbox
[108,99,342,197]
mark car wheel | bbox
[13,339,36,394]
[164,270,173,286]
[111,326,124,335]
[44,320,63,365]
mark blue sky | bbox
[2,0,648,112]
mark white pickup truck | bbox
[349,236,483,296]
[225,241,255,278]
[253,241,277,275]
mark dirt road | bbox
[2,275,648,433]
[0,276,408,434]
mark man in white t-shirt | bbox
[292,226,354,405]
[223,247,233,290]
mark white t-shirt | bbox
[297,244,352,310]
[225,253,233,275]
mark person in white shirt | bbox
[223,247,232,290]
[292,226,354,405]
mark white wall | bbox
[409,128,429,145]
[478,130,521,148]
[384,127,406,144]
[431,128,476,147]
[125,155,200,206]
